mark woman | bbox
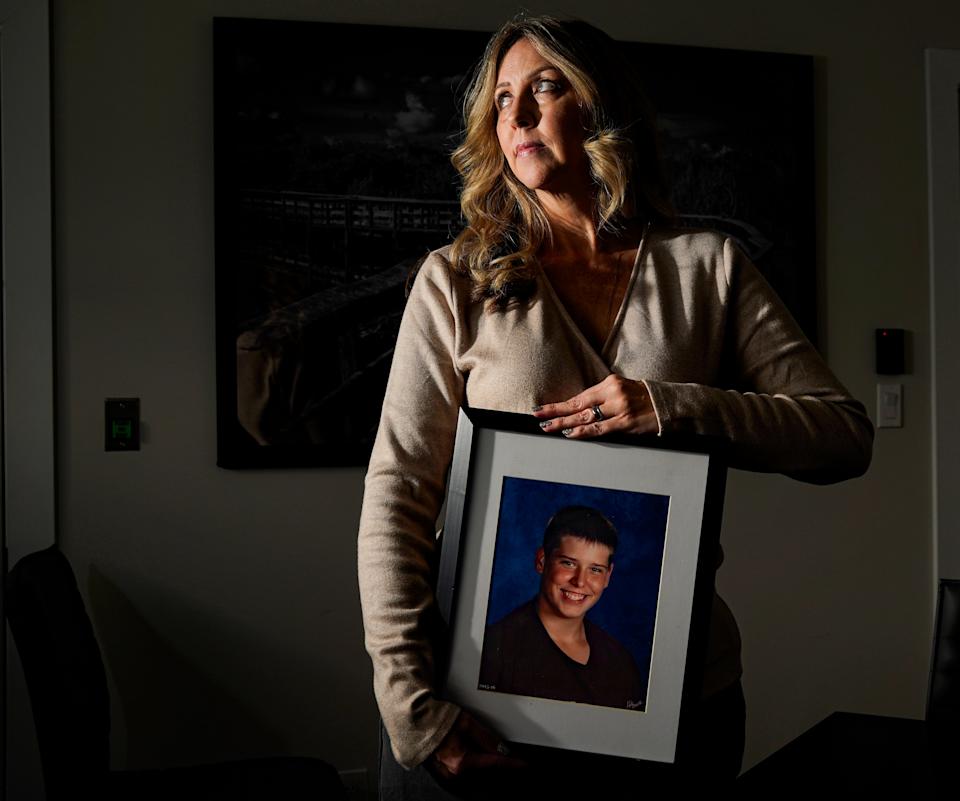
[358,14,873,797]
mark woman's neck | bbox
[540,215,643,267]
[536,189,643,259]
[536,189,604,256]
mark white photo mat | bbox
[440,417,715,762]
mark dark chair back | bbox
[927,578,960,724]
[6,545,111,797]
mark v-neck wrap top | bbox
[357,227,874,769]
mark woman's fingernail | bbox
[539,421,550,429]
[532,405,543,412]
[561,428,574,436]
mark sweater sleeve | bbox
[642,238,874,483]
[357,251,465,769]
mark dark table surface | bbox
[737,712,956,793]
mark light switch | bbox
[105,398,140,450]
[876,384,902,428]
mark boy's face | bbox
[536,534,614,621]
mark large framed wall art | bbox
[436,408,727,762]
[214,17,814,468]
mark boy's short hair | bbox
[542,506,618,560]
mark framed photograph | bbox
[436,407,727,763]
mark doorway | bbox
[926,48,960,583]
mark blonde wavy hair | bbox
[448,15,674,307]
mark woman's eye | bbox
[495,93,511,110]
[533,79,559,94]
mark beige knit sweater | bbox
[357,228,873,768]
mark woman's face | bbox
[493,38,591,198]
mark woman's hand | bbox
[533,373,659,438]
[427,710,524,785]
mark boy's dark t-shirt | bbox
[478,598,645,711]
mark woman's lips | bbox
[516,142,544,157]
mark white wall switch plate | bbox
[877,383,903,428]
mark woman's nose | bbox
[506,95,536,129]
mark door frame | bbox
[926,49,960,583]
